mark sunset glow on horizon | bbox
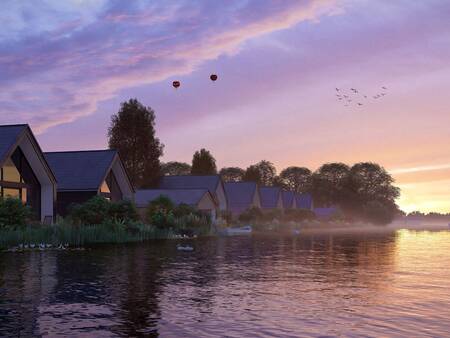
[1,0,449,213]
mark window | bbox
[100,180,111,194]
[1,155,27,203]
[2,158,21,183]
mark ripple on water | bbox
[0,230,449,337]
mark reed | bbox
[0,221,175,249]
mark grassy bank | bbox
[0,222,175,250]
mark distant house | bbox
[45,150,134,216]
[158,175,227,212]
[296,193,314,210]
[281,191,297,209]
[135,189,217,221]
[0,124,57,223]
[314,207,339,220]
[224,182,261,217]
[259,186,283,210]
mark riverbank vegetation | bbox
[0,195,211,250]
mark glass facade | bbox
[0,147,41,218]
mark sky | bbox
[1,0,450,213]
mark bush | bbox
[282,209,316,222]
[172,203,200,218]
[0,197,31,229]
[69,196,140,225]
[69,196,111,225]
[109,199,139,222]
[239,207,263,223]
[260,209,283,222]
[146,195,176,229]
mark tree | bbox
[347,162,400,220]
[272,176,286,189]
[161,161,191,176]
[310,163,350,207]
[279,166,312,193]
[219,167,245,182]
[253,160,276,186]
[243,165,261,184]
[108,99,164,188]
[191,148,217,175]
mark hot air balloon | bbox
[172,80,180,89]
[210,74,218,81]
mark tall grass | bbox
[0,222,175,249]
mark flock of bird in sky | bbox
[335,86,388,107]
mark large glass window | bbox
[2,158,22,183]
[1,154,28,203]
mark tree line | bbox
[108,98,401,224]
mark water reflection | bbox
[0,230,449,337]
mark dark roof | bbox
[296,193,313,210]
[224,182,258,213]
[0,124,28,167]
[45,150,117,191]
[135,189,211,207]
[259,186,282,209]
[314,207,338,218]
[158,175,221,194]
[281,191,295,208]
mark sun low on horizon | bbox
[1,0,449,214]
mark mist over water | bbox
[1,230,449,337]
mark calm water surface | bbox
[1,229,450,337]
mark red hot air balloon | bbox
[210,74,218,81]
[172,80,180,89]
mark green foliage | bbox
[219,167,245,182]
[0,221,173,249]
[109,199,139,222]
[145,195,177,228]
[261,209,283,222]
[69,196,111,225]
[0,197,31,229]
[282,209,316,222]
[279,166,312,193]
[238,207,263,223]
[69,196,139,225]
[191,148,217,175]
[108,98,164,188]
[311,162,350,207]
[243,165,261,184]
[161,161,192,176]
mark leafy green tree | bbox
[247,160,276,186]
[191,148,217,175]
[279,166,312,193]
[243,165,261,184]
[272,176,286,189]
[108,98,164,188]
[162,161,191,176]
[220,167,245,182]
[347,162,400,222]
[311,163,350,207]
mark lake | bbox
[1,229,449,337]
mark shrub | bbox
[109,199,139,222]
[146,195,176,228]
[172,203,200,218]
[239,207,263,223]
[0,197,31,229]
[261,209,283,222]
[69,196,111,225]
[282,209,316,222]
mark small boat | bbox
[177,244,194,252]
[225,225,252,236]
